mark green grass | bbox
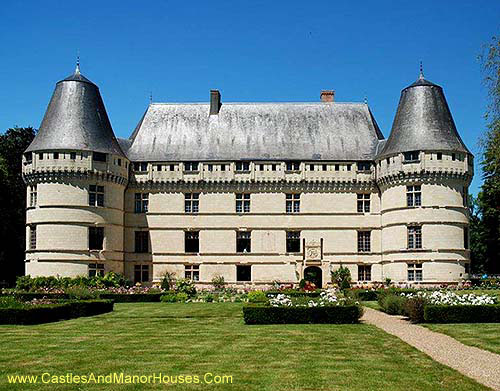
[362,301,381,310]
[0,303,488,391]
[424,323,500,355]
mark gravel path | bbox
[362,308,500,390]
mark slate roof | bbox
[25,68,125,157]
[126,102,385,162]
[379,75,470,158]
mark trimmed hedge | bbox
[0,300,114,325]
[424,304,500,323]
[243,304,363,324]
[98,293,163,302]
[349,289,380,301]
[2,292,163,303]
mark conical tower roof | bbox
[379,73,470,158]
[25,65,124,157]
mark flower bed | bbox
[0,298,114,325]
[243,289,363,324]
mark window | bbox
[93,152,107,162]
[407,263,423,281]
[70,152,76,160]
[309,164,314,171]
[53,152,59,159]
[133,162,148,172]
[271,164,277,171]
[357,193,370,213]
[464,227,469,250]
[88,263,104,277]
[236,193,251,213]
[286,231,301,253]
[357,162,371,171]
[358,265,371,281]
[89,185,104,207]
[29,225,36,250]
[236,265,251,282]
[116,158,121,167]
[452,153,456,161]
[437,152,442,160]
[407,226,422,249]
[403,151,420,162]
[386,157,390,165]
[406,185,422,207]
[221,164,226,171]
[39,153,43,160]
[357,231,371,252]
[24,153,32,163]
[464,263,470,274]
[184,193,199,213]
[185,231,199,253]
[89,227,104,250]
[286,193,300,213]
[323,164,328,171]
[134,231,149,253]
[335,164,340,171]
[169,164,176,171]
[134,264,150,283]
[347,164,352,171]
[235,162,250,172]
[185,264,200,281]
[286,161,300,171]
[236,231,251,253]
[134,193,149,213]
[29,185,37,207]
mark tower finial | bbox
[419,60,424,79]
[75,50,80,74]
[149,91,153,105]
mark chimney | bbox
[210,89,221,115]
[320,90,335,102]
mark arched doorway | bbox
[304,266,322,288]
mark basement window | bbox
[236,265,251,282]
[88,263,104,277]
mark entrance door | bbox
[304,266,322,288]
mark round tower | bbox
[22,65,129,277]
[376,72,473,284]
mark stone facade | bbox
[22,68,473,287]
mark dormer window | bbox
[133,162,148,172]
[403,151,420,163]
[286,161,300,171]
[53,152,59,159]
[184,162,199,172]
[356,162,371,172]
[93,152,107,162]
[70,152,77,160]
[24,153,32,163]
[235,162,250,172]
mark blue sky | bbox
[1,0,498,194]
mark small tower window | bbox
[89,185,105,207]
[29,225,37,250]
[53,152,59,159]
[70,152,77,160]
[407,226,422,249]
[452,153,456,161]
[29,185,37,207]
[357,193,370,213]
[437,152,442,160]
[407,185,422,207]
[403,151,420,162]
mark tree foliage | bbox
[0,127,36,286]
[475,36,500,274]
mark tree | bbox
[477,36,500,274]
[468,194,487,273]
[0,127,36,286]
[331,266,352,292]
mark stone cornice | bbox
[376,169,471,187]
[23,170,128,186]
[128,179,376,192]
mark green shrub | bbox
[64,286,99,300]
[175,292,189,302]
[331,266,352,292]
[424,304,500,323]
[380,294,407,315]
[349,289,379,301]
[15,273,131,291]
[247,291,268,303]
[160,292,178,303]
[211,275,226,291]
[404,297,426,323]
[243,304,363,324]
[0,299,114,325]
[175,278,196,296]
[160,271,176,291]
[266,289,321,298]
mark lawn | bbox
[0,303,488,391]
[424,323,500,355]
